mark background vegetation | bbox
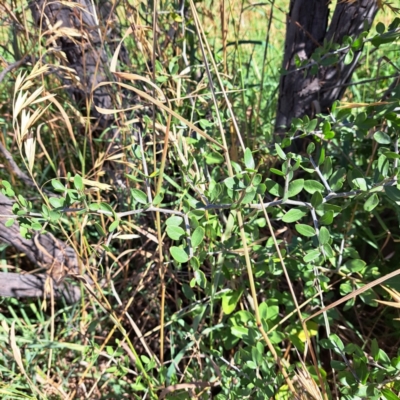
[0,0,400,398]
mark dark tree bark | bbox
[0,192,80,302]
[276,0,379,134]
[0,0,129,301]
[29,0,128,127]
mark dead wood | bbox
[0,192,80,302]
[275,0,379,134]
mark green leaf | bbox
[153,192,164,206]
[109,219,119,232]
[275,143,287,160]
[352,177,367,191]
[318,227,330,245]
[99,202,114,215]
[198,118,213,128]
[343,258,366,272]
[170,246,189,263]
[265,179,283,197]
[205,151,224,165]
[322,157,333,179]
[371,338,379,360]
[89,203,100,211]
[131,188,148,204]
[194,269,207,289]
[320,210,334,225]
[31,222,42,231]
[244,148,255,170]
[344,49,354,65]
[320,334,344,352]
[323,243,334,258]
[304,180,325,194]
[374,130,391,144]
[74,174,84,191]
[94,223,106,236]
[166,225,185,240]
[381,389,400,400]
[385,185,400,202]
[222,290,243,315]
[166,216,183,226]
[331,360,347,371]
[282,208,307,223]
[306,142,315,154]
[287,179,304,197]
[295,224,316,237]
[49,197,65,208]
[384,151,400,159]
[329,168,346,191]
[311,191,323,208]
[5,218,15,227]
[51,179,65,192]
[376,21,385,34]
[303,249,321,263]
[242,187,257,204]
[364,193,379,211]
[253,174,262,186]
[191,226,205,247]
[182,283,195,300]
[270,168,285,176]
[305,119,318,133]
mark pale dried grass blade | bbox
[306,268,400,322]
[93,82,225,149]
[24,136,36,172]
[13,91,28,118]
[380,285,400,302]
[47,95,77,147]
[295,364,323,400]
[21,86,44,110]
[375,299,400,308]
[9,322,44,397]
[110,27,133,73]
[69,177,112,191]
[13,72,27,97]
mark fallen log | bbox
[0,192,81,303]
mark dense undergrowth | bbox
[0,0,400,399]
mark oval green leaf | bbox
[166,215,183,226]
[166,225,185,240]
[295,224,316,237]
[282,208,307,223]
[131,188,148,205]
[303,249,321,263]
[304,180,325,194]
[275,143,287,160]
[222,290,243,315]
[170,246,189,263]
[364,193,379,212]
[74,174,84,191]
[374,131,391,144]
[191,226,205,247]
[244,148,255,170]
[287,179,304,198]
[318,227,330,245]
[320,210,334,225]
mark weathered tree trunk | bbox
[0,192,80,302]
[0,0,128,301]
[29,0,127,127]
[276,0,379,134]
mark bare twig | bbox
[0,56,30,85]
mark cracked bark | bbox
[0,192,80,302]
[275,0,379,135]
[0,0,128,301]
